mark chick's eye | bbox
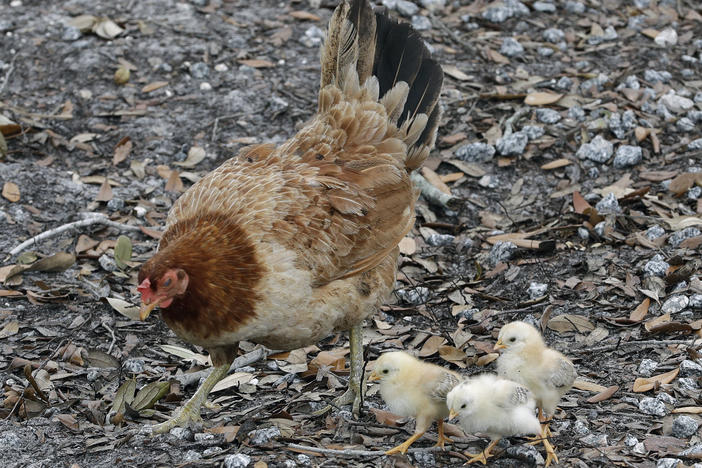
[163,278,172,287]
[382,369,388,374]
[460,404,466,409]
[509,337,516,342]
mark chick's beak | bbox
[448,409,458,420]
[493,339,506,351]
[139,298,160,321]
[368,371,380,382]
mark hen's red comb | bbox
[137,278,151,294]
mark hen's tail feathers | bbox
[319,0,443,171]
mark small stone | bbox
[556,76,573,90]
[455,142,495,162]
[86,369,99,381]
[690,294,702,309]
[189,62,209,79]
[426,233,455,246]
[204,447,223,457]
[565,1,585,13]
[478,174,500,189]
[568,106,586,121]
[679,444,702,458]
[594,221,606,237]
[505,444,544,464]
[411,15,431,31]
[613,145,642,168]
[538,47,554,57]
[573,420,590,435]
[170,427,193,440]
[62,26,82,41]
[662,295,689,314]
[107,197,125,211]
[200,82,212,91]
[676,117,695,132]
[680,359,702,377]
[411,450,436,465]
[500,37,524,57]
[659,92,694,114]
[527,282,547,299]
[639,397,667,416]
[638,359,659,377]
[595,193,621,214]
[688,186,702,200]
[296,454,311,465]
[490,241,518,264]
[194,432,215,442]
[522,125,545,140]
[268,97,289,116]
[657,459,682,468]
[543,28,565,43]
[397,287,431,305]
[678,377,699,390]
[643,258,669,277]
[645,225,665,240]
[533,1,556,12]
[98,254,117,272]
[668,227,701,247]
[577,227,589,240]
[644,70,672,83]
[581,433,608,447]
[214,63,228,72]
[496,131,528,156]
[633,441,646,454]
[672,415,699,438]
[624,434,639,447]
[654,27,678,46]
[395,0,419,16]
[657,392,676,405]
[688,138,702,150]
[535,108,561,124]
[184,450,201,461]
[223,453,251,468]
[248,426,281,445]
[123,358,145,373]
[577,135,613,163]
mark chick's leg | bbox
[151,345,237,434]
[386,431,425,455]
[435,419,453,449]
[464,438,499,465]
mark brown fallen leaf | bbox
[633,367,679,392]
[672,406,702,414]
[238,59,275,68]
[290,10,321,21]
[96,178,113,202]
[541,158,572,170]
[586,385,619,403]
[572,191,592,214]
[629,298,650,322]
[644,313,671,332]
[547,314,595,333]
[141,81,169,93]
[572,379,607,393]
[418,335,447,357]
[165,169,184,192]
[2,181,20,202]
[525,92,563,106]
[113,136,132,166]
[369,408,403,426]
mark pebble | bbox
[577,135,613,163]
[543,27,565,43]
[688,186,701,200]
[680,359,702,377]
[296,454,311,465]
[672,415,699,438]
[184,450,201,461]
[411,15,431,31]
[568,106,586,121]
[522,125,545,140]
[490,241,518,264]
[688,138,702,150]
[505,444,544,464]
[533,1,556,12]
[455,142,495,162]
[535,108,561,124]
[578,227,590,240]
[496,131,528,156]
[170,427,193,440]
[690,294,702,309]
[538,47,554,57]
[426,233,455,246]
[595,192,620,214]
[123,358,145,373]
[654,27,678,46]
[396,287,431,305]
[645,225,665,240]
[639,397,667,416]
[678,377,699,390]
[189,62,209,79]
[624,434,639,447]
[657,392,676,405]
[594,221,606,237]
[223,453,251,468]
[668,227,701,247]
[676,117,695,132]
[573,420,590,435]
[62,26,82,41]
[98,254,117,272]
[203,447,223,456]
[644,70,672,83]
[527,282,547,299]
[107,197,125,211]
[643,255,669,277]
[200,82,212,91]
[479,174,500,189]
[657,459,682,468]
[632,441,646,454]
[214,63,228,72]
[659,92,694,114]
[581,433,608,447]
[395,0,419,16]
[661,295,689,314]
[248,426,281,445]
[613,145,642,168]
[500,37,524,57]
[679,444,702,457]
[638,359,659,377]
[412,450,436,465]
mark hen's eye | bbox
[164,278,172,287]
[509,337,516,342]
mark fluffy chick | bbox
[446,374,541,465]
[369,351,460,455]
[495,321,577,466]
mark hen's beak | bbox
[448,409,458,420]
[139,298,161,321]
[493,339,506,351]
[368,371,380,382]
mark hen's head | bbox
[494,320,544,352]
[137,262,189,320]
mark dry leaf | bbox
[113,137,132,166]
[525,92,563,106]
[2,182,20,202]
[421,167,451,195]
[114,66,130,85]
[0,320,19,339]
[572,379,607,392]
[629,298,650,322]
[174,146,206,167]
[442,65,471,81]
[644,313,671,332]
[26,252,76,272]
[141,81,169,93]
[547,314,595,333]
[476,353,499,366]
[96,178,113,202]
[586,385,619,403]
[572,191,592,214]
[165,169,184,192]
[672,407,702,414]
[369,408,403,426]
[238,59,275,68]
[398,237,416,255]
[290,11,321,21]
[418,335,447,357]
[541,158,572,170]
[633,368,679,392]
[93,18,124,39]
[106,297,141,321]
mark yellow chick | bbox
[369,351,461,455]
[494,320,577,466]
[446,374,541,465]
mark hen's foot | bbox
[149,362,230,434]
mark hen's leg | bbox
[151,362,230,434]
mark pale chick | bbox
[446,374,541,465]
[369,351,460,455]
[495,321,577,466]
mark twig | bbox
[9,213,145,257]
[103,322,117,355]
[572,339,698,354]
[175,347,268,387]
[286,443,449,458]
[411,172,461,209]
[0,52,18,96]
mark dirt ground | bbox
[1,0,701,467]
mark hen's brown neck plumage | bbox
[139,213,262,339]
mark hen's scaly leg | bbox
[314,324,365,417]
[385,431,425,455]
[464,438,499,465]
[151,362,230,434]
[435,419,453,449]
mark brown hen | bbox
[137,0,443,433]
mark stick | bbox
[9,213,145,256]
[175,347,268,387]
[286,443,449,458]
[572,339,698,354]
[411,172,461,209]
[0,53,18,95]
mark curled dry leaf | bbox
[417,335,446,357]
[369,408,403,426]
[174,146,206,167]
[586,385,619,403]
[633,368,679,392]
[2,181,20,202]
[113,137,132,165]
[131,381,170,411]
[212,372,254,393]
[106,297,141,321]
[524,92,563,106]
[541,158,572,170]
[160,344,210,365]
[572,379,608,393]
[547,314,595,333]
[629,298,650,322]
